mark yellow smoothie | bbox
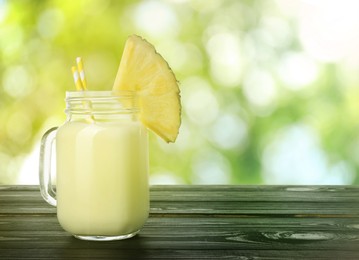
[55,120,149,237]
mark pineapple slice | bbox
[113,35,181,143]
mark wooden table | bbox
[1,185,359,259]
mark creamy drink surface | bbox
[56,120,149,236]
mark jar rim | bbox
[65,90,136,98]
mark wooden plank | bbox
[1,202,358,216]
[0,229,358,250]
[1,186,359,215]
[2,185,359,201]
[0,249,357,260]
[1,216,359,250]
[0,185,358,202]
[1,215,359,231]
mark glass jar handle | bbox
[39,127,58,207]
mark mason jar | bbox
[39,91,149,241]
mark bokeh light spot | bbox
[262,123,354,185]
[242,69,277,109]
[277,52,318,90]
[262,124,327,184]
[209,112,248,150]
[150,171,185,185]
[182,77,219,125]
[260,16,293,49]
[191,149,231,184]
[3,65,34,98]
[0,0,8,23]
[298,0,359,62]
[206,32,242,87]
[134,1,179,36]
[37,8,64,39]
[158,41,203,73]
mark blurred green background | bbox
[1,0,359,185]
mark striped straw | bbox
[76,57,87,90]
[71,66,84,91]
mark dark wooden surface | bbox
[1,185,359,259]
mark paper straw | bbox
[71,60,94,121]
[71,66,84,91]
[76,57,87,90]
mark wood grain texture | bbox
[1,185,359,259]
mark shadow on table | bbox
[54,233,151,259]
